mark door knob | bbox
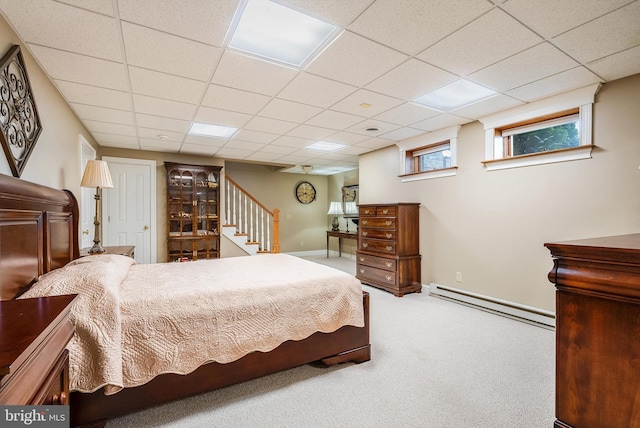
[143,225,150,231]
[82,229,89,235]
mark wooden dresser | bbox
[356,203,421,297]
[545,234,640,428]
[0,294,76,405]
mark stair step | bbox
[245,242,259,246]
[234,233,248,237]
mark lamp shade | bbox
[345,201,358,214]
[81,160,114,188]
[327,201,343,215]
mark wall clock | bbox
[295,181,316,204]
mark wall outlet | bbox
[456,272,462,282]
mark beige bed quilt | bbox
[20,253,364,395]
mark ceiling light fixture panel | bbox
[414,79,497,111]
[227,0,339,68]
[306,141,346,151]
[189,122,238,138]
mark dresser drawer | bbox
[359,206,376,216]
[32,350,69,405]
[361,229,396,241]
[357,264,397,288]
[359,217,396,229]
[357,253,396,271]
[360,239,396,255]
[359,206,397,217]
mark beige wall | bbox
[359,73,640,312]
[0,15,98,196]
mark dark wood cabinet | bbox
[165,162,222,262]
[356,203,421,297]
[0,294,76,405]
[546,234,640,428]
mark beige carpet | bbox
[106,255,555,427]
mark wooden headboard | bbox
[0,173,78,300]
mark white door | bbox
[80,137,96,250]
[102,157,156,264]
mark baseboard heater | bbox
[429,283,555,329]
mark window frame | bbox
[479,83,601,171]
[397,125,460,182]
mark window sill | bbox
[399,166,457,182]
[482,145,594,171]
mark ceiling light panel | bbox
[189,122,238,138]
[306,141,346,151]
[414,79,497,111]
[227,0,339,68]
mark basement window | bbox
[397,125,460,182]
[480,83,601,171]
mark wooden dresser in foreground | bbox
[546,234,640,428]
[0,294,76,405]
[356,203,421,297]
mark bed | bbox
[0,173,370,428]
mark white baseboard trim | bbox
[429,283,555,329]
[285,250,326,257]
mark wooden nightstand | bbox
[80,245,135,258]
[0,294,76,405]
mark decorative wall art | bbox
[0,45,42,177]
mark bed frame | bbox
[0,173,371,428]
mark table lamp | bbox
[81,160,114,254]
[327,201,343,231]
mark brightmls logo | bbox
[1,406,69,427]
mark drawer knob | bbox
[363,243,368,248]
[385,275,393,282]
[386,262,392,268]
[359,257,365,262]
[365,209,372,214]
[52,392,66,405]
[362,220,368,225]
[385,233,392,239]
[360,269,365,274]
[363,232,368,236]
[386,246,393,252]
[382,209,389,214]
[385,221,392,226]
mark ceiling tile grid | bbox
[0,0,637,174]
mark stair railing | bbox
[225,175,280,254]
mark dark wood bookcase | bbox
[165,162,222,262]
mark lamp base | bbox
[88,243,105,254]
[331,215,339,231]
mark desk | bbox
[326,230,358,258]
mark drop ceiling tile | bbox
[380,127,425,141]
[135,113,189,133]
[0,0,122,60]
[374,103,441,126]
[259,99,323,123]
[331,89,404,117]
[92,132,139,147]
[277,153,313,164]
[305,110,365,130]
[468,43,579,91]
[184,134,228,146]
[451,94,524,119]
[257,144,298,155]
[271,136,313,148]
[140,139,180,152]
[231,130,278,144]
[551,1,640,64]
[417,9,543,76]
[345,119,400,136]
[366,59,458,100]
[71,103,134,125]
[245,151,286,163]
[201,85,271,115]
[412,114,472,132]
[244,116,298,134]
[338,145,371,155]
[193,106,252,128]
[278,72,357,108]
[323,131,369,145]
[29,45,128,91]
[122,22,221,81]
[501,0,633,38]
[224,140,265,151]
[55,81,131,110]
[348,0,491,55]
[132,94,197,120]
[287,124,335,140]
[306,31,408,87]
[57,0,114,15]
[507,67,603,102]
[212,51,297,96]
[280,0,374,27]
[128,67,206,104]
[83,119,137,136]
[117,0,237,46]
[137,127,184,142]
[180,143,219,156]
[215,147,254,159]
[588,45,640,81]
[354,137,395,151]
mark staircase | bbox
[224,175,280,255]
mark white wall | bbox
[359,74,640,312]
